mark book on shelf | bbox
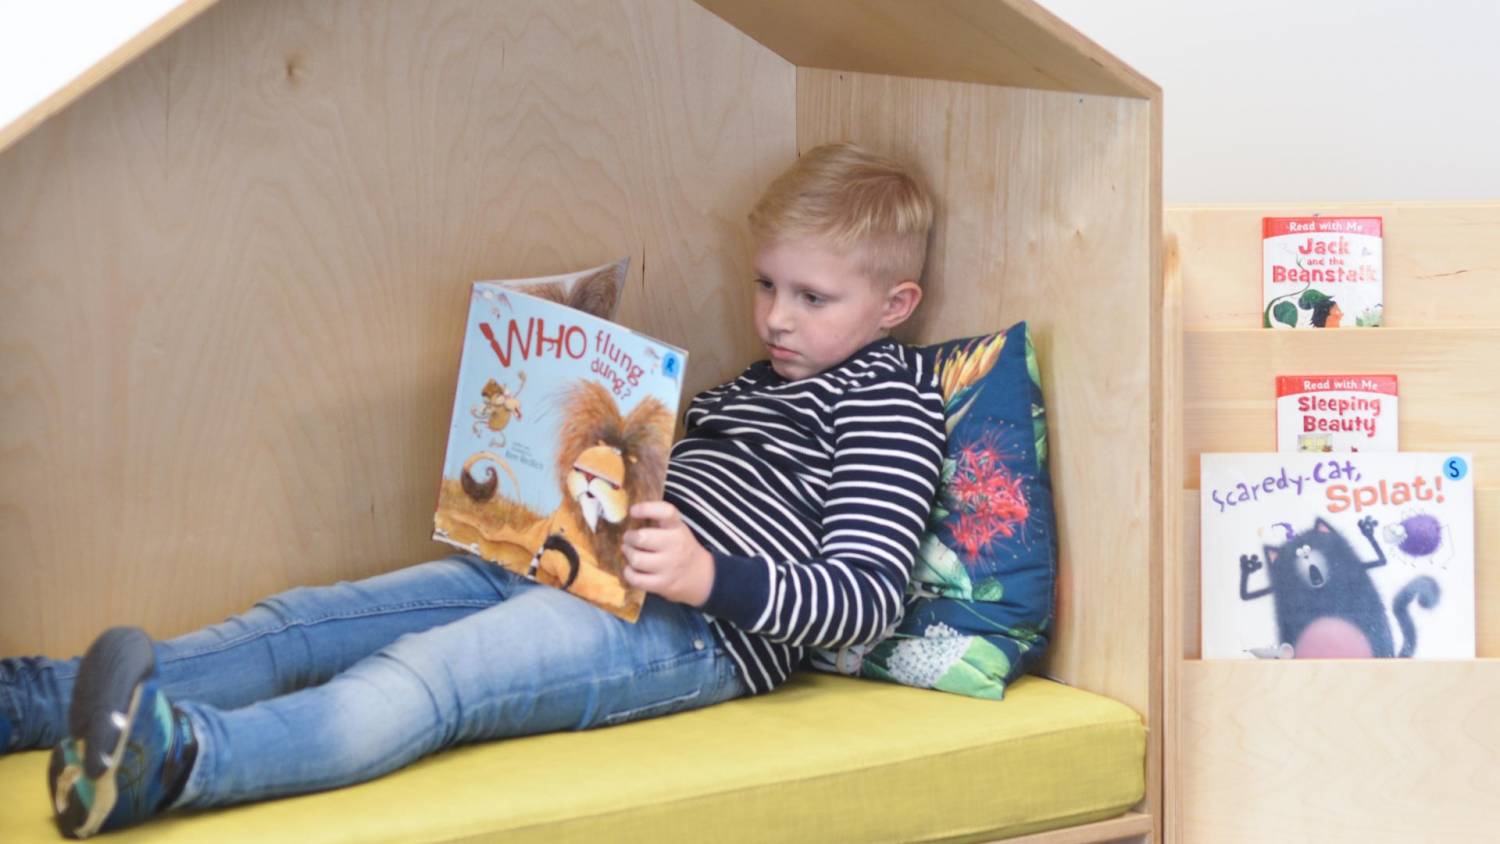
[1276,374,1398,452]
[1263,216,1383,328]
[432,259,687,622]
[1200,452,1474,660]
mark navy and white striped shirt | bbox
[664,338,945,694]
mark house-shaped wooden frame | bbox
[0,1,1164,840]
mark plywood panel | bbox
[696,0,1157,98]
[1147,89,1165,844]
[1180,488,1500,659]
[1179,659,1500,841]
[1166,203,1500,329]
[1000,812,1152,844]
[797,68,1159,716]
[1182,328,1500,482]
[0,0,794,655]
[1159,235,1184,842]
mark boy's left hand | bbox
[621,501,714,607]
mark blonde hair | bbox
[749,142,934,285]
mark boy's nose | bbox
[765,297,792,332]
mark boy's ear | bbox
[879,280,923,329]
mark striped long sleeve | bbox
[664,339,945,694]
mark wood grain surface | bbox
[1182,327,1500,481]
[0,0,793,655]
[798,68,1159,717]
[696,0,1157,98]
[1178,659,1500,842]
[1168,203,1500,329]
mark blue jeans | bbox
[1,555,745,808]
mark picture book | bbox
[433,264,687,622]
[1263,217,1383,328]
[1276,374,1398,452]
[1200,452,1474,660]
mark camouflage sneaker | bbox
[49,627,196,839]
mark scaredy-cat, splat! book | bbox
[1200,452,1473,659]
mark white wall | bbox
[1040,0,1500,203]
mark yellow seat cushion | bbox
[0,673,1143,843]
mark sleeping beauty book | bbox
[433,278,687,622]
[1200,452,1473,660]
[1275,374,1398,452]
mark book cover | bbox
[1276,374,1398,452]
[1263,217,1383,328]
[1200,452,1474,660]
[433,270,687,622]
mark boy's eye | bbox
[753,277,773,291]
[801,292,825,306]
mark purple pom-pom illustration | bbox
[1384,513,1443,557]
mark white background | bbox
[1039,0,1500,202]
[2,0,1498,203]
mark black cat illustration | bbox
[1239,516,1439,658]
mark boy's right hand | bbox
[621,501,715,607]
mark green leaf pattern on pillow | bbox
[856,627,1015,702]
[972,578,1004,602]
[914,532,971,599]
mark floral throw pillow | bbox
[814,322,1056,700]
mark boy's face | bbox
[751,237,917,381]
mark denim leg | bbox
[176,585,746,808]
[0,555,508,752]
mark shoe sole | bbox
[51,627,155,840]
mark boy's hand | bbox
[622,501,714,607]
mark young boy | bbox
[1,142,946,838]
